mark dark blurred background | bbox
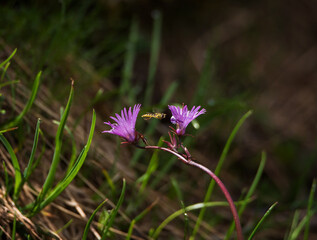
[1,0,317,238]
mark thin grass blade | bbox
[126,198,159,239]
[56,219,73,234]
[191,110,253,239]
[12,214,16,240]
[289,209,316,240]
[0,127,18,134]
[23,118,41,183]
[120,17,138,103]
[102,169,115,193]
[31,110,95,216]
[2,161,9,197]
[35,79,73,208]
[1,62,11,82]
[287,210,300,240]
[0,48,17,69]
[152,199,250,239]
[225,151,267,239]
[304,178,316,240]
[101,178,126,239]
[83,199,108,240]
[50,121,78,175]
[143,10,162,107]
[126,219,136,240]
[0,80,20,89]
[171,178,189,239]
[191,46,215,105]
[1,71,41,129]
[139,137,163,193]
[248,202,278,240]
[0,134,22,201]
[171,178,183,202]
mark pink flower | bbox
[103,104,141,143]
[168,104,206,136]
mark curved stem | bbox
[143,145,243,240]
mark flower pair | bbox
[103,104,206,144]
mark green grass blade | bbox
[191,46,215,105]
[286,180,317,240]
[126,199,159,240]
[191,110,253,239]
[36,80,73,204]
[248,202,278,240]
[0,80,20,89]
[304,178,316,240]
[1,62,11,82]
[143,10,162,107]
[0,127,18,134]
[2,161,9,197]
[12,214,16,240]
[23,118,41,182]
[225,151,267,239]
[171,178,189,239]
[139,137,163,193]
[0,48,17,69]
[102,169,115,193]
[101,178,126,239]
[134,200,158,223]
[159,81,178,105]
[0,134,22,201]
[171,178,183,202]
[56,219,73,234]
[289,215,308,240]
[286,210,300,240]
[31,137,46,175]
[152,199,250,239]
[50,120,77,175]
[289,209,317,240]
[126,219,136,240]
[1,71,41,129]
[82,199,108,240]
[65,125,77,175]
[120,17,138,103]
[30,110,95,216]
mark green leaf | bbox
[0,48,17,69]
[248,202,278,240]
[23,119,41,183]
[34,80,73,208]
[0,80,20,89]
[30,110,96,216]
[1,71,41,129]
[0,134,22,201]
[120,17,139,103]
[152,199,251,239]
[82,199,108,240]
[191,110,253,239]
[12,214,16,240]
[304,179,316,240]
[143,10,162,107]
[139,137,163,193]
[101,179,126,239]
[225,151,267,239]
[2,161,9,197]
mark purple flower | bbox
[103,104,141,143]
[168,104,206,136]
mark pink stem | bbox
[144,145,243,240]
